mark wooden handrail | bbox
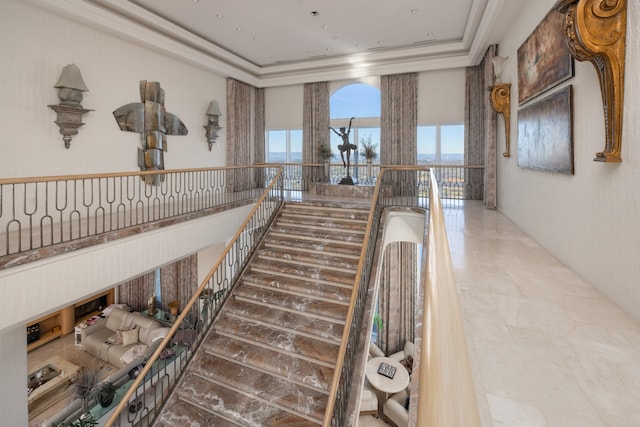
[416,168,481,426]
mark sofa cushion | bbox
[106,308,133,331]
[121,327,139,346]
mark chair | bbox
[368,340,385,360]
[388,341,415,362]
[383,389,409,427]
[359,378,379,418]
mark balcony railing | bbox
[257,162,484,202]
[0,167,275,269]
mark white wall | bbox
[0,0,228,179]
[264,70,465,130]
[495,0,640,319]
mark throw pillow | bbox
[400,355,413,375]
[121,327,139,346]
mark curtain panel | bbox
[465,44,497,207]
[380,73,418,166]
[302,82,329,188]
[254,87,266,187]
[378,241,417,355]
[159,254,198,314]
[226,78,254,191]
[117,271,155,312]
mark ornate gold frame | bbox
[489,83,512,157]
[555,0,627,162]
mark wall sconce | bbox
[489,56,511,158]
[48,64,93,149]
[203,100,223,150]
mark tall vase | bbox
[324,162,330,182]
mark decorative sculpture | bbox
[555,0,627,162]
[489,84,512,158]
[329,117,357,185]
[48,64,93,149]
[113,81,188,184]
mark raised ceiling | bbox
[41,0,521,87]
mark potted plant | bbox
[359,134,378,177]
[96,381,117,407]
[318,141,334,179]
[72,367,100,420]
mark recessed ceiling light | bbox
[311,11,319,17]
[322,24,329,30]
[236,27,242,31]
[252,37,259,41]
[216,14,223,19]
[410,9,418,14]
[378,40,384,44]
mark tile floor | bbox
[360,200,640,426]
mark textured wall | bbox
[496,0,640,320]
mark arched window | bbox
[329,83,381,170]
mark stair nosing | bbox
[233,295,347,325]
[242,281,351,307]
[280,212,368,223]
[189,373,324,425]
[257,255,357,274]
[249,266,354,289]
[263,242,361,260]
[269,231,363,246]
[215,329,336,369]
[224,310,342,344]
[204,348,331,395]
[175,396,247,427]
[274,222,366,234]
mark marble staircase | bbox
[156,202,370,426]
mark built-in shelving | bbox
[26,289,114,352]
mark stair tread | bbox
[233,285,349,321]
[257,247,360,271]
[269,226,365,243]
[242,271,353,302]
[283,204,370,219]
[203,331,335,392]
[156,396,240,427]
[223,298,344,342]
[264,236,363,256]
[213,316,340,365]
[277,216,368,231]
[189,355,327,423]
[250,259,356,286]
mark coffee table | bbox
[28,356,81,418]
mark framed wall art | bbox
[517,86,573,174]
[517,9,574,105]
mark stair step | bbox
[256,247,360,271]
[242,271,353,304]
[264,237,362,257]
[283,204,370,221]
[274,220,366,235]
[203,332,334,393]
[278,214,367,231]
[233,285,349,322]
[223,298,344,343]
[250,259,356,287]
[156,396,241,427]
[270,226,365,244]
[213,316,339,367]
[189,355,327,423]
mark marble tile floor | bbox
[444,201,640,427]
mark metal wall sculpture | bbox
[113,81,188,184]
[555,0,627,163]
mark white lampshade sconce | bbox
[203,100,223,150]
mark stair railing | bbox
[101,167,284,427]
[326,167,481,426]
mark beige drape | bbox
[226,78,254,191]
[378,242,417,355]
[465,45,497,207]
[302,82,330,187]
[380,73,418,166]
[377,73,419,355]
[117,271,155,312]
[159,254,198,313]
